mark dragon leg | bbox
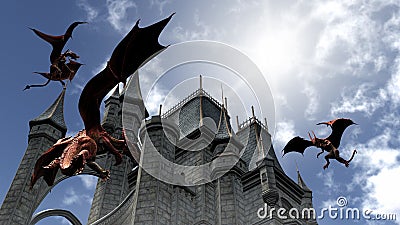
[333,149,348,167]
[87,160,110,180]
[323,152,334,170]
[317,149,324,158]
[59,80,66,88]
[101,134,123,166]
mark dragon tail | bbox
[347,149,357,163]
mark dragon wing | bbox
[109,13,174,81]
[79,14,174,132]
[29,28,64,46]
[30,140,70,188]
[64,21,87,40]
[317,118,356,148]
[30,22,86,63]
[282,136,314,156]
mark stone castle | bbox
[0,75,317,225]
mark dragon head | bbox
[308,131,327,148]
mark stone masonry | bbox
[0,75,318,225]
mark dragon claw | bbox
[99,170,110,180]
[114,153,123,166]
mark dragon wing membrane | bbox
[64,22,87,40]
[109,13,174,81]
[29,28,64,47]
[282,136,314,156]
[30,140,70,188]
[79,14,174,132]
[30,21,86,63]
[317,118,356,148]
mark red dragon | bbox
[282,118,358,169]
[30,14,174,188]
[25,22,87,90]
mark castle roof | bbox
[163,88,228,139]
[215,105,232,140]
[236,116,283,172]
[29,88,67,132]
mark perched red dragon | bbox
[30,14,174,188]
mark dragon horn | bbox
[312,131,317,139]
[308,132,313,141]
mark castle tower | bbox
[87,82,139,223]
[1,75,318,225]
[0,89,67,225]
[298,170,317,224]
[211,97,246,225]
[87,74,147,224]
[121,78,317,224]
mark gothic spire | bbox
[29,88,67,132]
[297,169,311,192]
[215,87,232,139]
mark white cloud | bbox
[149,0,170,15]
[80,175,98,189]
[77,0,99,22]
[172,11,225,42]
[317,169,335,190]
[302,83,319,120]
[57,217,72,225]
[320,198,337,210]
[346,128,400,223]
[274,120,296,148]
[387,57,400,106]
[227,0,260,14]
[62,188,92,206]
[106,0,137,33]
[144,85,167,115]
[330,83,387,117]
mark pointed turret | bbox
[215,97,232,140]
[102,85,121,133]
[1,89,67,225]
[297,169,316,223]
[29,88,67,134]
[297,169,311,192]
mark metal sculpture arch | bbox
[30,209,82,225]
[35,154,108,208]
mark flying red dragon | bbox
[30,14,174,188]
[25,22,86,90]
[282,118,358,169]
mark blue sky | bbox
[0,0,399,224]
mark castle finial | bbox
[297,165,311,191]
[251,106,255,118]
[221,84,224,108]
[159,104,162,116]
[236,115,240,130]
[199,75,203,90]
[29,88,67,133]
